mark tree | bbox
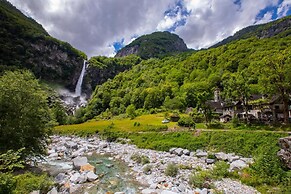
[0,70,52,156]
[126,104,136,119]
[258,53,291,123]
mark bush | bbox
[143,125,168,132]
[0,71,52,156]
[165,163,179,177]
[13,173,53,194]
[189,170,213,189]
[0,173,16,194]
[143,165,152,174]
[207,121,224,129]
[0,149,24,172]
[178,116,195,127]
[212,161,230,179]
[130,153,150,165]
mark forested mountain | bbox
[0,0,86,90]
[212,15,291,48]
[115,31,188,59]
[83,16,291,121]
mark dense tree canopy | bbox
[0,70,52,156]
[83,34,291,121]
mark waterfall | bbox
[75,60,86,97]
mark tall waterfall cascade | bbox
[75,60,87,97]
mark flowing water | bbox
[75,60,87,97]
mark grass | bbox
[55,113,186,135]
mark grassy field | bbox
[54,113,206,135]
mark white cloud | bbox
[7,0,290,56]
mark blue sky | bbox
[8,0,291,57]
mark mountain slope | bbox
[212,15,291,48]
[0,0,86,90]
[83,16,291,120]
[115,31,188,59]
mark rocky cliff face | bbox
[115,31,188,59]
[0,0,86,91]
[212,15,291,48]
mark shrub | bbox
[130,153,150,165]
[143,165,152,174]
[189,170,213,189]
[13,173,53,194]
[178,116,195,127]
[0,149,24,172]
[212,161,230,179]
[141,155,150,165]
[0,173,16,194]
[165,163,179,177]
[207,121,224,129]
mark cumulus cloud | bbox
[7,0,291,56]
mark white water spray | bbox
[75,60,86,97]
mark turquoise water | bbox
[80,153,143,194]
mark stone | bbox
[169,148,177,154]
[161,190,178,194]
[80,163,96,173]
[174,148,184,156]
[201,188,208,194]
[99,142,108,148]
[48,152,58,158]
[30,191,40,194]
[69,172,81,183]
[183,149,190,156]
[277,136,291,169]
[47,187,58,194]
[228,155,240,162]
[215,152,228,161]
[240,157,254,164]
[141,189,158,194]
[114,192,125,194]
[55,173,67,184]
[205,159,216,165]
[72,147,86,157]
[65,141,78,149]
[229,160,248,171]
[86,171,98,182]
[72,156,88,170]
[150,183,158,189]
[196,150,208,158]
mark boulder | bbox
[69,172,81,183]
[205,159,216,165]
[229,160,248,171]
[65,141,78,150]
[161,190,178,194]
[169,148,177,154]
[86,171,98,182]
[80,163,96,173]
[174,148,184,156]
[196,150,208,158]
[30,191,40,194]
[72,147,86,157]
[55,173,67,184]
[277,136,291,169]
[47,187,58,194]
[215,152,228,161]
[72,156,88,170]
[141,189,158,194]
[183,149,190,156]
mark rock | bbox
[106,164,114,168]
[55,173,67,184]
[215,152,228,161]
[150,183,158,189]
[30,191,40,194]
[169,148,177,154]
[141,189,158,194]
[65,141,78,150]
[69,172,81,183]
[47,187,58,194]
[80,163,96,173]
[196,150,208,158]
[114,192,125,194]
[183,149,190,156]
[229,159,248,171]
[178,183,186,192]
[205,159,215,165]
[240,157,254,164]
[72,147,86,157]
[194,188,201,194]
[161,190,178,194]
[174,148,184,156]
[48,152,59,158]
[228,155,240,162]
[201,188,208,194]
[86,171,98,182]
[277,136,291,169]
[72,156,88,170]
[99,142,108,148]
